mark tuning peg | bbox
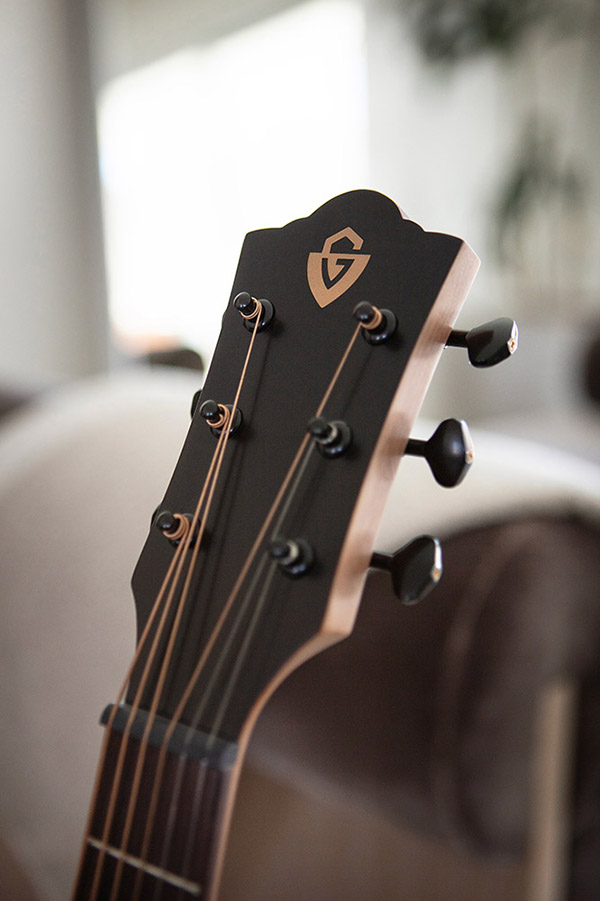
[371,536,442,605]
[446,317,518,368]
[405,419,473,487]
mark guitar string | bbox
[172,761,210,901]
[174,323,365,897]
[150,752,201,901]
[161,319,362,734]
[205,433,320,744]
[131,444,316,892]
[76,307,260,900]
[134,544,273,900]
[156,558,281,900]
[176,322,365,893]
[71,527,192,897]
[86,427,228,901]
[167,413,326,898]
[104,306,264,901]
[172,429,317,755]
[174,560,281,901]
[153,442,319,896]
[125,426,235,897]
[139,545,273,901]
[136,321,363,897]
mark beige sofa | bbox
[0,371,598,900]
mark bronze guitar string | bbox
[80,305,264,901]
[88,307,370,897]
[83,312,362,899]
[171,346,360,886]
[362,305,383,330]
[72,518,192,896]
[106,306,264,901]
[168,424,321,754]
[86,424,229,901]
[151,441,321,888]
[133,547,278,900]
[84,423,228,900]
[105,431,232,901]
[149,319,361,747]
[131,321,363,897]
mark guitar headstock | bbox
[129,189,481,744]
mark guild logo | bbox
[307,227,371,308]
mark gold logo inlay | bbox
[307,227,371,308]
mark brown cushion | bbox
[249,516,600,858]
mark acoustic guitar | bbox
[72,189,517,900]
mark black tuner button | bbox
[353,302,397,345]
[446,317,518,368]
[405,419,473,488]
[233,291,274,332]
[270,536,314,578]
[371,535,442,605]
[308,417,352,458]
[199,399,243,437]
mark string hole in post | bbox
[199,400,243,437]
[353,301,397,345]
[234,291,275,332]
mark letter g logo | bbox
[307,227,371,308]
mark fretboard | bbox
[73,711,238,900]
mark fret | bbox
[85,837,201,896]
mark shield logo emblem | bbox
[307,227,371,308]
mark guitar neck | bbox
[74,707,240,900]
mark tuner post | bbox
[199,400,243,437]
[353,302,397,345]
[270,536,314,578]
[233,291,274,332]
[307,417,352,458]
[153,510,198,547]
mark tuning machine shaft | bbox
[405,418,473,487]
[370,536,442,605]
[446,317,518,368]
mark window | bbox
[98,0,368,365]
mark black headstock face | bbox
[129,190,479,741]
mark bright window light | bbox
[98,0,368,365]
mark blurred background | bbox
[1,0,599,435]
[1,4,600,899]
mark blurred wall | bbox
[0,0,108,385]
[1,0,597,418]
[364,0,600,423]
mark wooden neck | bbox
[73,710,239,900]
